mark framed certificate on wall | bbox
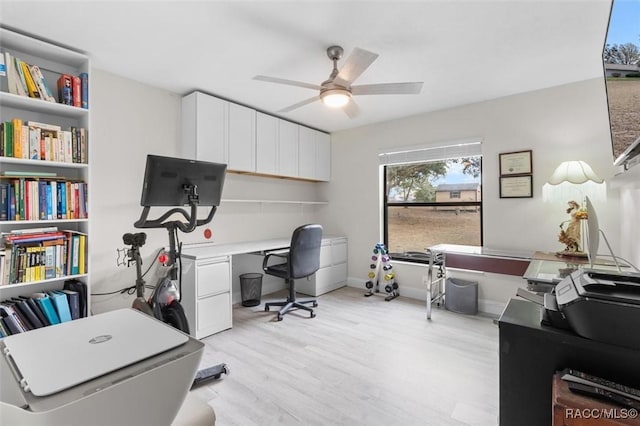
[499,150,532,176]
[500,175,533,198]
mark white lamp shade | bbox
[546,160,603,185]
[543,160,606,202]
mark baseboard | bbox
[347,277,506,317]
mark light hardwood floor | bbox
[191,287,499,426]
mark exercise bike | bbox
[123,154,230,385]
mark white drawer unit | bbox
[181,255,232,339]
[297,237,348,297]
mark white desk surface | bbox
[181,235,344,260]
[428,244,533,260]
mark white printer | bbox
[0,308,204,426]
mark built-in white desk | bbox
[180,236,348,339]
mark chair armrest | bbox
[262,251,289,270]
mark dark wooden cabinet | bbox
[498,299,640,426]
[552,374,640,426]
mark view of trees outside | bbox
[385,157,482,253]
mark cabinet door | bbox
[196,292,232,338]
[298,126,315,179]
[181,92,227,163]
[228,103,256,172]
[315,130,331,181]
[279,120,298,177]
[319,240,332,268]
[197,259,231,297]
[331,239,348,264]
[256,112,278,175]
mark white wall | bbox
[322,78,624,313]
[88,71,635,316]
[89,70,322,313]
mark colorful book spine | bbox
[80,72,88,109]
[72,75,81,107]
[48,291,72,322]
[33,293,60,325]
[57,74,73,105]
[12,118,22,159]
[19,60,41,99]
[30,64,56,102]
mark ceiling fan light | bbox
[320,89,351,108]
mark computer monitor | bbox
[140,155,226,207]
[585,195,621,271]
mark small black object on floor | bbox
[191,363,229,388]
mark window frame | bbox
[382,161,484,261]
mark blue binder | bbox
[48,291,72,323]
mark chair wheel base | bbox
[310,312,316,318]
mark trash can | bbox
[239,273,263,307]
[445,277,478,315]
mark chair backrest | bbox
[288,224,323,279]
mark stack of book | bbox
[1,49,88,109]
[0,279,87,337]
[0,227,87,285]
[0,118,88,164]
[0,176,88,221]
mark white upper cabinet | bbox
[181,91,329,181]
[256,112,278,175]
[181,92,227,163]
[299,126,331,181]
[227,103,256,172]
[315,130,331,182]
[278,120,299,178]
[298,126,316,180]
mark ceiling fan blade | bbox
[278,95,320,113]
[343,100,360,119]
[352,82,424,95]
[334,47,379,86]
[253,75,322,91]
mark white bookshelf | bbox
[0,27,91,318]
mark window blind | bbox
[378,138,482,165]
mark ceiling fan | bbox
[253,45,423,118]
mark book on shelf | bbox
[63,279,87,318]
[11,297,45,329]
[60,288,80,320]
[57,74,73,105]
[4,51,25,96]
[29,64,56,103]
[9,54,28,97]
[18,59,41,99]
[48,290,72,322]
[80,72,88,109]
[0,303,26,334]
[21,296,50,326]
[2,120,14,157]
[72,75,81,107]
[31,292,60,325]
[0,49,7,93]
[0,183,8,221]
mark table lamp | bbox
[542,160,606,257]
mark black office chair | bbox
[263,224,323,321]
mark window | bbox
[381,144,483,256]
